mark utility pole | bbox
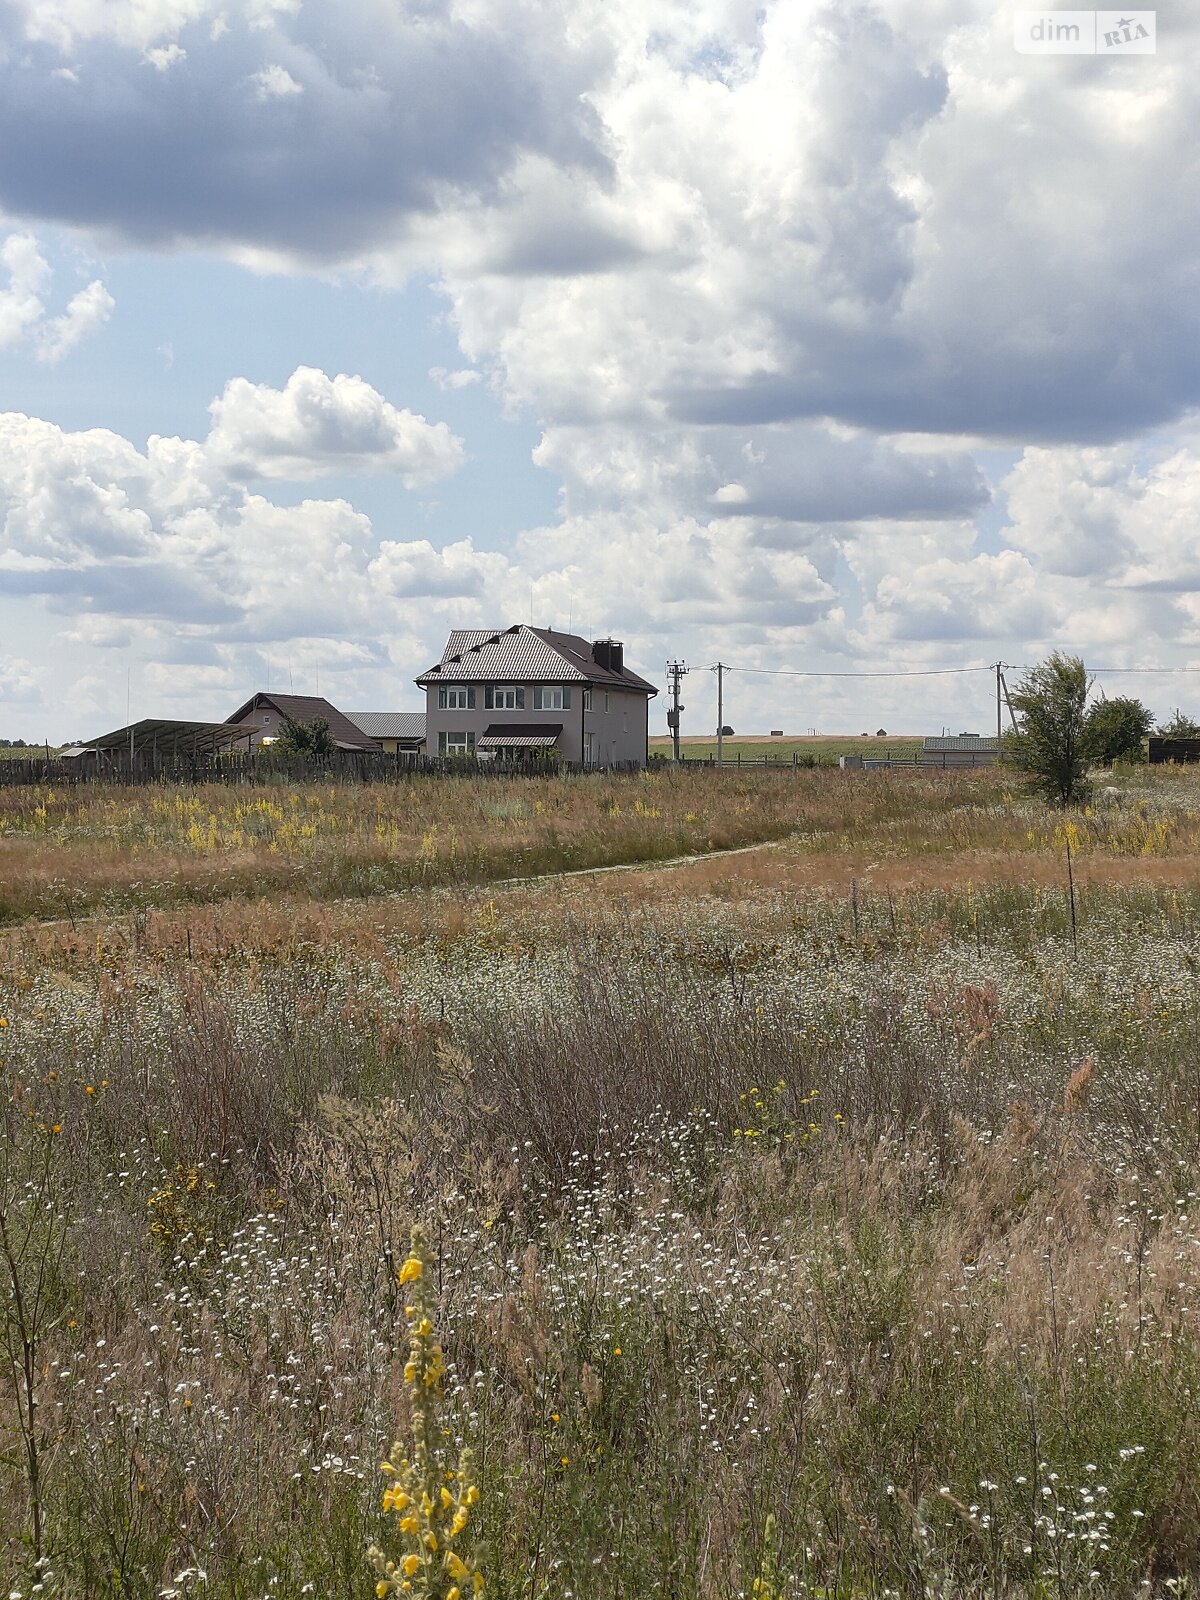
[666,660,689,761]
[1000,668,1019,732]
[714,662,727,764]
[993,661,1018,737]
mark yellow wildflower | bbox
[397,1256,424,1285]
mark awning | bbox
[477,722,562,750]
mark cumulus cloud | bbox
[0,654,39,707]
[205,367,465,484]
[1001,434,1200,593]
[249,63,302,100]
[37,278,115,362]
[429,366,482,391]
[0,230,113,359]
[0,0,607,258]
[369,538,509,600]
[0,367,468,647]
[5,0,1200,735]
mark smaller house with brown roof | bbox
[416,627,658,766]
[226,692,381,752]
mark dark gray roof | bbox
[226,692,380,751]
[346,711,426,741]
[417,625,657,695]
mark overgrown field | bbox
[0,767,990,926]
[3,768,1200,1598]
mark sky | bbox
[2,0,1199,741]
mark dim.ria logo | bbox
[1013,10,1156,53]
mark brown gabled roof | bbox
[416,625,657,695]
[225,692,380,751]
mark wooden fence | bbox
[0,746,999,788]
[0,750,647,788]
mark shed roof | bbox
[78,719,253,757]
[346,711,426,741]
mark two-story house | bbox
[416,627,658,767]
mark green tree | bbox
[1082,694,1154,764]
[1157,707,1200,739]
[274,714,336,757]
[1003,651,1092,806]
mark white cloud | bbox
[249,63,302,100]
[205,366,465,484]
[0,233,50,348]
[1,231,113,360]
[369,537,510,600]
[0,653,38,708]
[144,42,186,70]
[36,278,115,362]
[5,1,1200,736]
[429,366,482,391]
[14,0,296,53]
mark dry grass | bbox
[3,767,1200,1597]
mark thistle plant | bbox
[368,1228,484,1600]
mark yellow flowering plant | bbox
[368,1228,484,1600]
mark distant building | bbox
[345,711,426,755]
[416,627,658,766]
[922,734,1001,766]
[226,693,380,752]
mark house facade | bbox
[416,627,658,767]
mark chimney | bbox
[592,639,623,675]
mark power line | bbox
[703,664,990,679]
[704,662,1200,680]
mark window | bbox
[487,685,523,710]
[439,730,475,755]
[604,692,610,713]
[439,685,473,710]
[534,685,569,710]
[263,715,271,723]
[583,688,592,711]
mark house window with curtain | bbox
[439,686,473,710]
[439,731,475,755]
